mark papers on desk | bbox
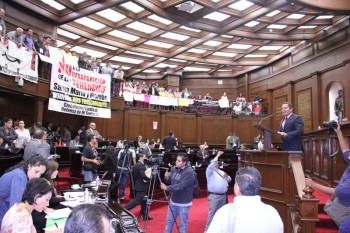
[46,208,71,219]
[44,217,67,232]
[60,200,82,208]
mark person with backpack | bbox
[161,154,195,233]
[204,151,232,232]
[117,141,136,203]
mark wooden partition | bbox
[239,150,301,233]
[303,123,350,186]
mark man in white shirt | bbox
[207,166,283,233]
[113,66,124,96]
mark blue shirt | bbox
[335,150,350,206]
[206,158,232,194]
[0,168,27,225]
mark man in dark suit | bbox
[277,102,304,151]
[23,128,51,161]
[124,153,152,220]
[162,131,177,152]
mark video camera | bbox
[146,153,164,166]
[323,120,338,130]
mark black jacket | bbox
[132,161,150,192]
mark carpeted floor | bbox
[57,167,339,233]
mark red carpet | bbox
[57,167,339,232]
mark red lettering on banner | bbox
[58,62,72,76]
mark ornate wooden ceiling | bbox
[7,0,350,79]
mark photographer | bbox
[81,135,101,182]
[117,141,136,203]
[124,153,152,220]
[306,124,350,231]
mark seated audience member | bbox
[32,161,67,232]
[232,102,243,113]
[1,178,54,233]
[0,9,6,37]
[204,93,212,101]
[207,166,283,233]
[253,93,263,103]
[236,93,246,102]
[102,146,117,180]
[196,144,210,166]
[15,120,31,149]
[306,124,350,228]
[6,27,24,47]
[24,128,50,161]
[0,117,18,148]
[69,135,81,147]
[253,133,262,150]
[140,140,155,157]
[154,138,163,150]
[64,204,112,233]
[0,156,47,226]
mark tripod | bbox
[143,165,179,233]
[117,148,135,201]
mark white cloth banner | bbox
[48,47,111,118]
[8,40,25,61]
[0,39,38,83]
[123,92,133,102]
[218,99,229,108]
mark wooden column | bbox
[34,98,45,122]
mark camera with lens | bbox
[323,120,338,130]
[146,154,164,166]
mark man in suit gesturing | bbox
[277,102,304,151]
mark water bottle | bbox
[4,144,8,150]
[187,147,190,154]
[136,147,139,154]
[84,188,89,203]
[95,176,100,188]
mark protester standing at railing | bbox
[0,9,6,38]
[6,28,24,48]
[22,28,36,52]
[41,36,51,79]
[113,66,124,97]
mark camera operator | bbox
[306,124,350,231]
[117,141,136,203]
[124,153,152,220]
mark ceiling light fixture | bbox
[178,1,196,13]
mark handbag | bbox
[324,196,350,226]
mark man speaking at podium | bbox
[277,102,304,151]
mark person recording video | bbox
[306,123,350,232]
[124,153,152,220]
[117,141,136,203]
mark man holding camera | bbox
[306,124,350,232]
[277,102,304,151]
[81,135,101,182]
[124,153,152,220]
[117,142,136,203]
[161,154,195,233]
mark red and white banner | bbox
[48,47,111,118]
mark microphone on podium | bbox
[258,113,275,125]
